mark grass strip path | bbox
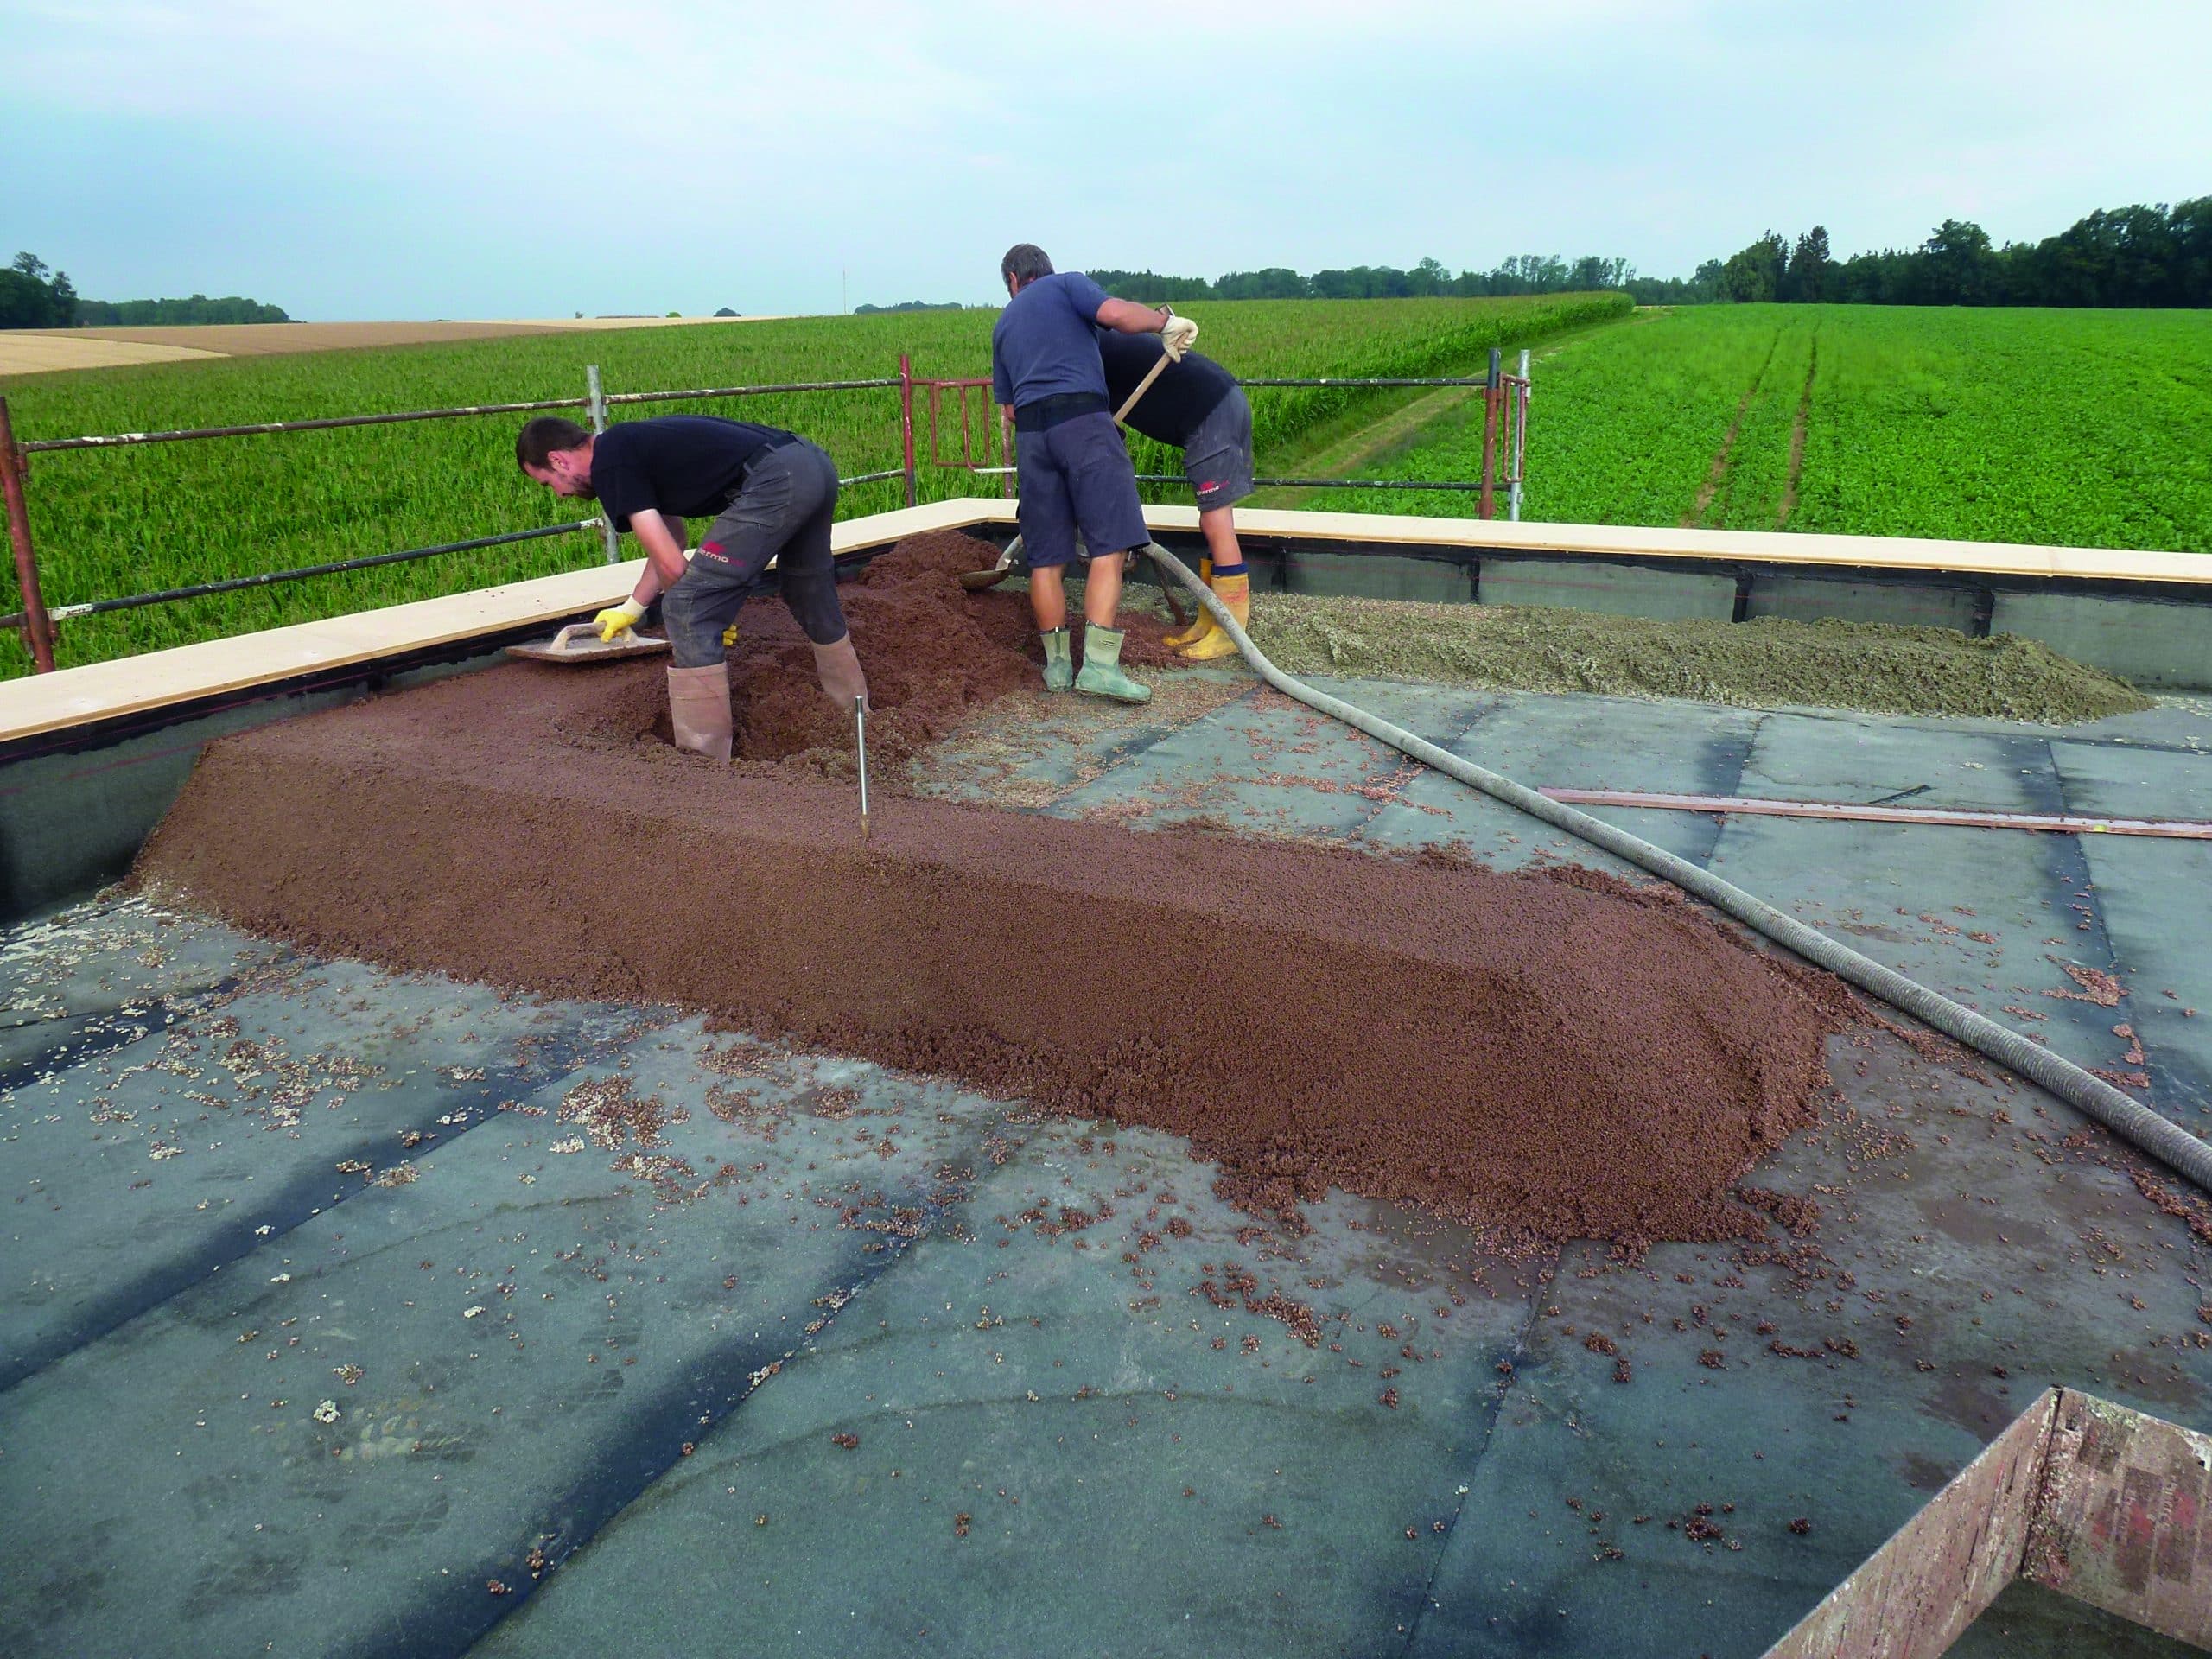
[1683,327,1780,526]
[1243,307,1654,511]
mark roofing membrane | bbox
[3,666,2207,1656]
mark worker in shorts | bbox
[991,243,1198,703]
[516,414,868,761]
[1096,330,1254,659]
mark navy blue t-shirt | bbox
[1096,332,1236,447]
[589,416,793,531]
[990,270,1113,409]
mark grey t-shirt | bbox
[990,270,1113,409]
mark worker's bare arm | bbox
[1096,298,1171,335]
[628,509,690,596]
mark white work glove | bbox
[594,597,646,642]
[1160,313,1199,361]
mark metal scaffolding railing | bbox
[1,347,1529,671]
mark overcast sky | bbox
[6,0,2207,320]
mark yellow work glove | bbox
[1160,313,1199,361]
[594,598,646,642]
[721,619,741,650]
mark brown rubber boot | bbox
[666,663,734,761]
[811,635,869,711]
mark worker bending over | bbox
[990,243,1198,703]
[516,415,868,761]
[1096,329,1253,659]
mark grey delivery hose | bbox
[1143,543,2212,1197]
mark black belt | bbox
[1014,393,1109,434]
[740,433,804,480]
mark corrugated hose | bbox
[1143,543,2212,1197]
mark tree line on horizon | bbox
[1639,198,2209,308]
[1087,254,1637,302]
[1,254,290,328]
[855,255,1636,313]
[859,198,2209,314]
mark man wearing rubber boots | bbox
[516,415,868,760]
[990,244,1198,703]
[1096,330,1254,659]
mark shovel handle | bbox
[1144,545,1190,629]
[1116,354,1178,622]
[1115,351,1173,427]
[984,344,1168,608]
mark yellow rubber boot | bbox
[1161,556,1212,648]
[1177,571,1250,661]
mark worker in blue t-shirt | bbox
[516,414,869,761]
[990,244,1198,703]
[1095,331,1253,660]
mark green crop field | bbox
[1312,305,2212,553]
[0,293,1627,675]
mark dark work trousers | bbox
[660,440,846,668]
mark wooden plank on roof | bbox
[1758,1389,2058,1659]
[1079,500,2211,586]
[2023,1389,2212,1647]
[4,496,2205,747]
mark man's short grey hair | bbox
[516,416,592,470]
[1001,244,1054,286]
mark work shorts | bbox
[660,440,846,668]
[1184,386,1255,512]
[1013,410,1149,569]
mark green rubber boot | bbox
[1075,625,1151,704]
[1040,626,1073,691]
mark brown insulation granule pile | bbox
[131,535,1860,1246]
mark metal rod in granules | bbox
[855,696,871,839]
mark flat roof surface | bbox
[3,667,2209,1656]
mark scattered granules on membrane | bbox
[133,532,1872,1248]
[2044,960,2126,1007]
[1246,593,2152,724]
[557,1073,683,1151]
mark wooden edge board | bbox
[1759,1388,2212,1657]
[2022,1388,2212,1646]
[0,499,986,743]
[1085,500,2212,587]
[1758,1389,2058,1659]
[3,496,2206,747]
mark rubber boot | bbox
[1177,571,1251,662]
[811,634,869,711]
[1040,626,1073,691]
[665,663,734,761]
[1162,556,1212,648]
[1075,625,1150,704]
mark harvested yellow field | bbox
[0,315,784,376]
[0,334,229,373]
[485,315,793,330]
